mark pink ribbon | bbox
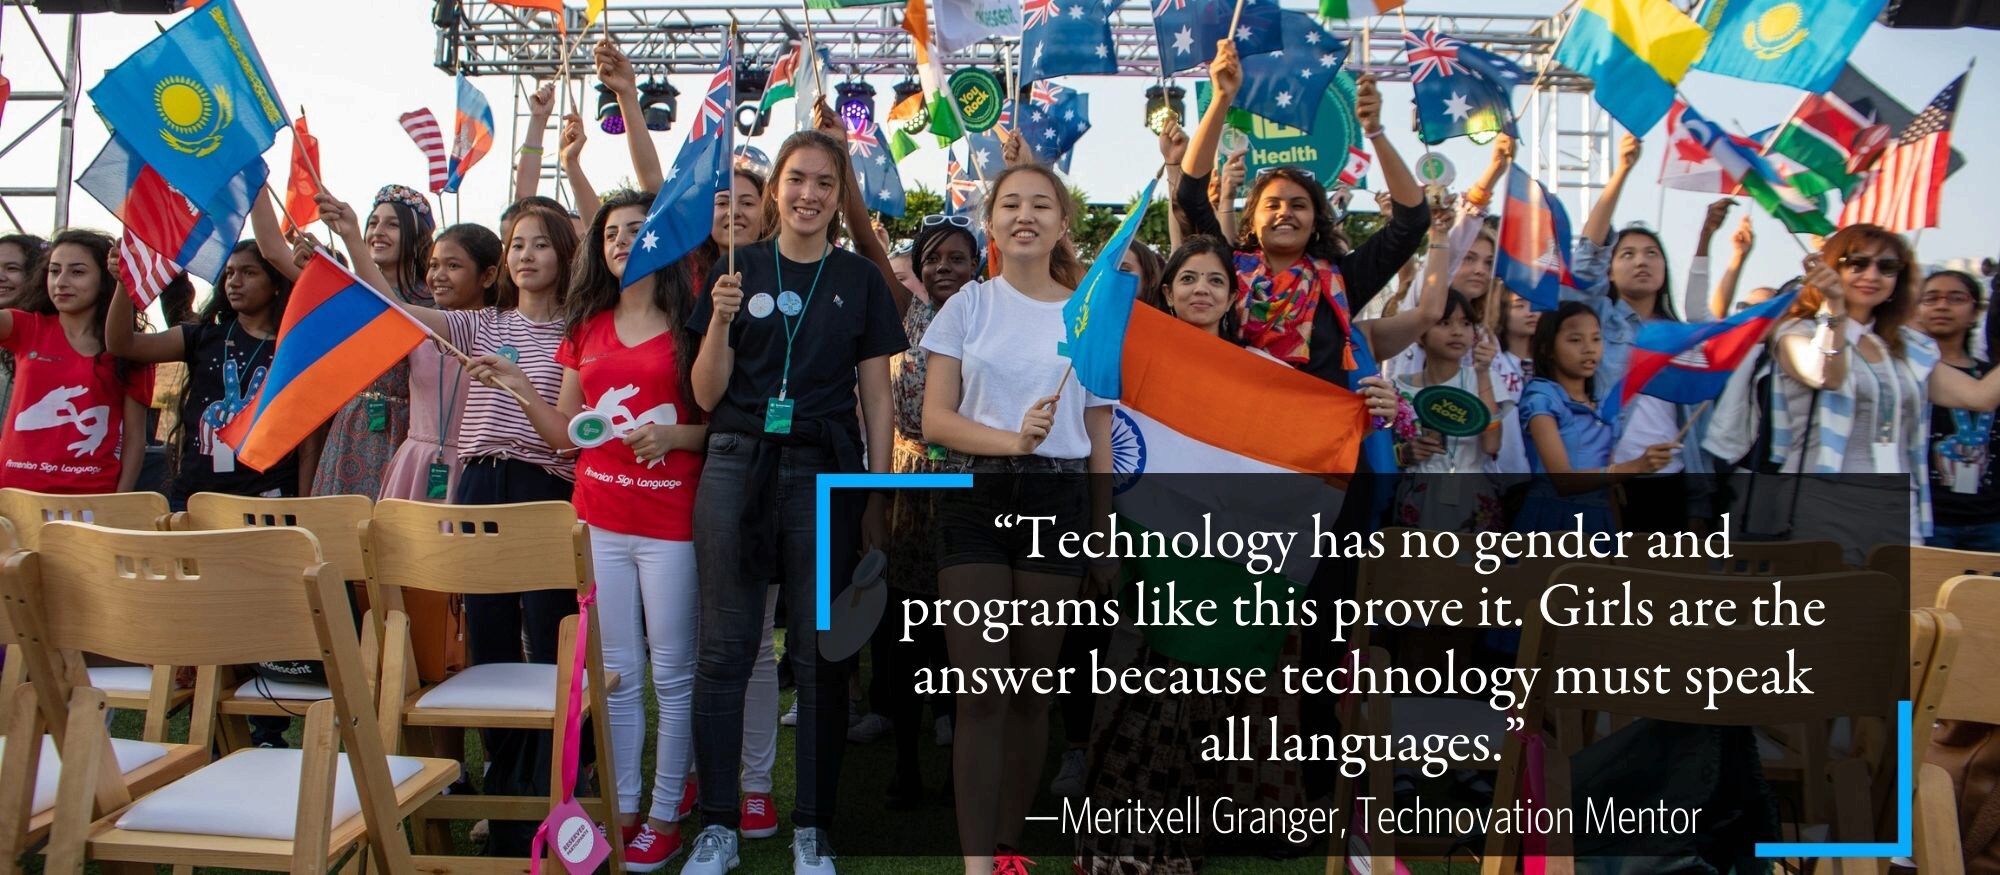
[1342,646,1411,875]
[529,590,599,875]
[1509,709,1549,875]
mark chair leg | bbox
[0,685,44,875]
[46,689,112,874]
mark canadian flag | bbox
[1338,147,1372,187]
[1660,99,1759,195]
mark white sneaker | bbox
[847,712,892,743]
[678,825,738,875]
[792,827,837,875]
[934,714,953,747]
[1050,748,1087,798]
[780,700,799,727]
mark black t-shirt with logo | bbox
[171,321,299,502]
[1928,359,2000,526]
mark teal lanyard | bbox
[774,242,831,401]
[435,347,462,461]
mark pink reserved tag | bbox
[533,797,610,875]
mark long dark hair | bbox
[764,131,858,246]
[693,167,767,284]
[983,163,1085,288]
[1241,166,1343,263]
[1788,223,1917,359]
[1530,300,1600,400]
[19,230,136,381]
[0,233,50,380]
[1160,235,1242,345]
[435,223,503,308]
[1125,241,1167,310]
[195,241,294,325]
[373,200,435,301]
[498,204,581,311]
[1609,227,1678,322]
[567,190,701,412]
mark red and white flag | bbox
[1338,147,1372,187]
[398,108,450,194]
[1660,99,1759,195]
[118,229,176,310]
[1840,72,1965,233]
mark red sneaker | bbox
[995,849,1035,875]
[740,791,780,839]
[677,776,698,820]
[623,823,682,873]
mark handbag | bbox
[1929,720,2000,874]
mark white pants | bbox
[592,528,697,820]
[741,587,780,794]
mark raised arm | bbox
[1358,76,1421,211]
[1182,39,1239,184]
[1711,217,1753,319]
[596,39,664,192]
[513,82,557,202]
[1214,152,1245,243]
[1358,206,1455,359]
[1158,125,1188,249]
[559,114,600,227]
[104,266,187,364]
[249,193,304,282]
[1687,198,1732,320]
[1773,256,1849,391]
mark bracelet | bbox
[1463,186,1492,208]
[520,145,545,156]
[1363,126,1386,140]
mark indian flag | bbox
[1109,306,1367,670]
[1320,0,1405,18]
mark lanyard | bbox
[435,345,463,461]
[224,319,271,370]
[774,242,831,401]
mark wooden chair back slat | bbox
[1935,575,2000,725]
[178,493,372,585]
[362,499,587,597]
[1875,545,2000,610]
[0,488,167,550]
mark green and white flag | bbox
[1318,0,1404,19]
[936,0,1022,52]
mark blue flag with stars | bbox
[1237,11,1348,133]
[1021,0,1117,84]
[1404,30,1525,146]
[1019,86,1092,164]
[623,50,733,289]
[848,121,906,217]
[963,130,1008,180]
[1152,0,1282,73]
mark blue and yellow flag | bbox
[1692,0,1886,93]
[1061,178,1158,400]
[1556,0,1709,136]
[88,0,286,206]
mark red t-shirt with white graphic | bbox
[556,312,703,541]
[1,310,153,493]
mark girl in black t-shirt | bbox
[106,240,306,509]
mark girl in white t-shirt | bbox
[919,163,1113,875]
[1390,290,1506,532]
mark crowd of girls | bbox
[5,29,2000,875]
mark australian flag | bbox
[945,148,984,217]
[1019,88,1092,165]
[1404,30,1525,145]
[1495,164,1575,312]
[848,121,906,216]
[1601,290,1800,424]
[623,49,732,289]
[963,129,1009,180]
[1152,0,1282,73]
[1021,0,1117,83]
[1238,11,1348,132]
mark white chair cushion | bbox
[87,666,157,694]
[115,748,426,840]
[232,677,334,701]
[0,735,170,816]
[414,662,570,711]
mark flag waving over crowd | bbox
[624,49,734,289]
[1763,91,1890,199]
[1237,11,1348,133]
[398,108,449,194]
[1840,71,1966,234]
[1660,99,1763,194]
[1675,101,1833,235]
[1153,0,1282,73]
[1495,165,1577,311]
[1601,289,1800,424]
[445,73,494,194]
[1691,0,1885,93]
[1554,0,1708,136]
[1404,29,1525,145]
[1063,179,1157,399]
[848,122,907,217]
[1021,0,1118,83]
[78,133,265,287]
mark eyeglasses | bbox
[1920,291,1977,307]
[921,214,973,229]
[889,239,914,257]
[1253,166,1318,182]
[1837,255,1905,276]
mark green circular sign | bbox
[1413,385,1490,438]
[568,411,613,448]
[948,68,1004,133]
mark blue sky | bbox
[3,0,1991,300]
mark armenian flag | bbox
[219,251,430,471]
[1554,0,1709,136]
[1601,289,1798,424]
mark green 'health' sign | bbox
[1195,72,1364,189]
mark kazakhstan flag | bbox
[89,0,287,206]
[1692,0,1887,93]
[1060,178,1157,400]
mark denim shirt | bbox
[1562,233,1642,404]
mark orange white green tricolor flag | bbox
[1319,0,1404,18]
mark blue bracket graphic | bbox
[815,473,973,631]
[1754,699,1912,859]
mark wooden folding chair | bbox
[1927,575,2000,875]
[168,493,376,752]
[1870,544,2000,612]
[0,521,456,874]
[361,498,623,872]
[1483,564,1907,875]
[0,488,186,736]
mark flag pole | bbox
[1525,0,1581,97]
[1671,400,1711,445]
[729,24,740,279]
[1228,0,1249,38]
[800,1,830,122]
[259,182,305,240]
[1002,39,1018,136]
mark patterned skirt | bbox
[888,433,942,597]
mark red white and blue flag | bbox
[78,133,265,288]
[690,52,734,140]
[1601,289,1798,424]
[1494,164,1576,311]
[1405,29,1466,83]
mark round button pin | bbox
[747,293,776,319]
[496,346,519,364]
[777,290,804,317]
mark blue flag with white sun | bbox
[1237,11,1348,133]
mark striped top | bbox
[444,308,573,480]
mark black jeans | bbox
[692,432,857,831]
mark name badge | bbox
[366,396,389,432]
[764,397,796,434]
[427,461,451,500]
[1872,442,1903,475]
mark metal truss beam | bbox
[0,0,82,233]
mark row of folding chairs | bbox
[0,487,624,874]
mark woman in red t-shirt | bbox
[471,189,707,870]
[0,230,149,494]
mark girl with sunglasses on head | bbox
[1771,227,2000,553]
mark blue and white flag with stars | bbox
[1237,11,1348,133]
[1021,0,1117,83]
[1019,86,1093,164]
[848,121,907,217]
[623,50,733,289]
[1404,29,1524,145]
[1153,0,1282,74]
[963,129,1009,180]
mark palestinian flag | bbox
[1764,91,1891,199]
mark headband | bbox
[374,185,436,231]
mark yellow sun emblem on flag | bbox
[152,74,234,158]
[1742,3,1809,61]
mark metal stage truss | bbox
[0,0,82,233]
[440,0,1612,216]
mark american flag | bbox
[118,229,176,309]
[1404,30,1466,84]
[398,109,449,194]
[691,47,735,140]
[1024,0,1059,28]
[1840,71,1964,233]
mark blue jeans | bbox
[1929,520,2000,551]
[692,432,856,831]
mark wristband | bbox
[1363,126,1387,140]
[1463,185,1492,208]
[520,145,545,156]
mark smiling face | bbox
[1918,274,1978,342]
[713,172,764,245]
[920,233,978,304]
[506,214,558,295]
[774,144,842,240]
[363,203,405,271]
[43,243,103,316]
[427,237,493,311]
[220,249,279,317]
[1609,230,1666,298]
[1838,240,1903,314]
[0,242,33,302]
[1454,236,1496,299]
[986,170,1066,262]
[1250,176,1316,258]
[602,204,649,282]
[1166,251,1233,334]
[1552,311,1603,381]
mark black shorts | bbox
[935,452,1090,577]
